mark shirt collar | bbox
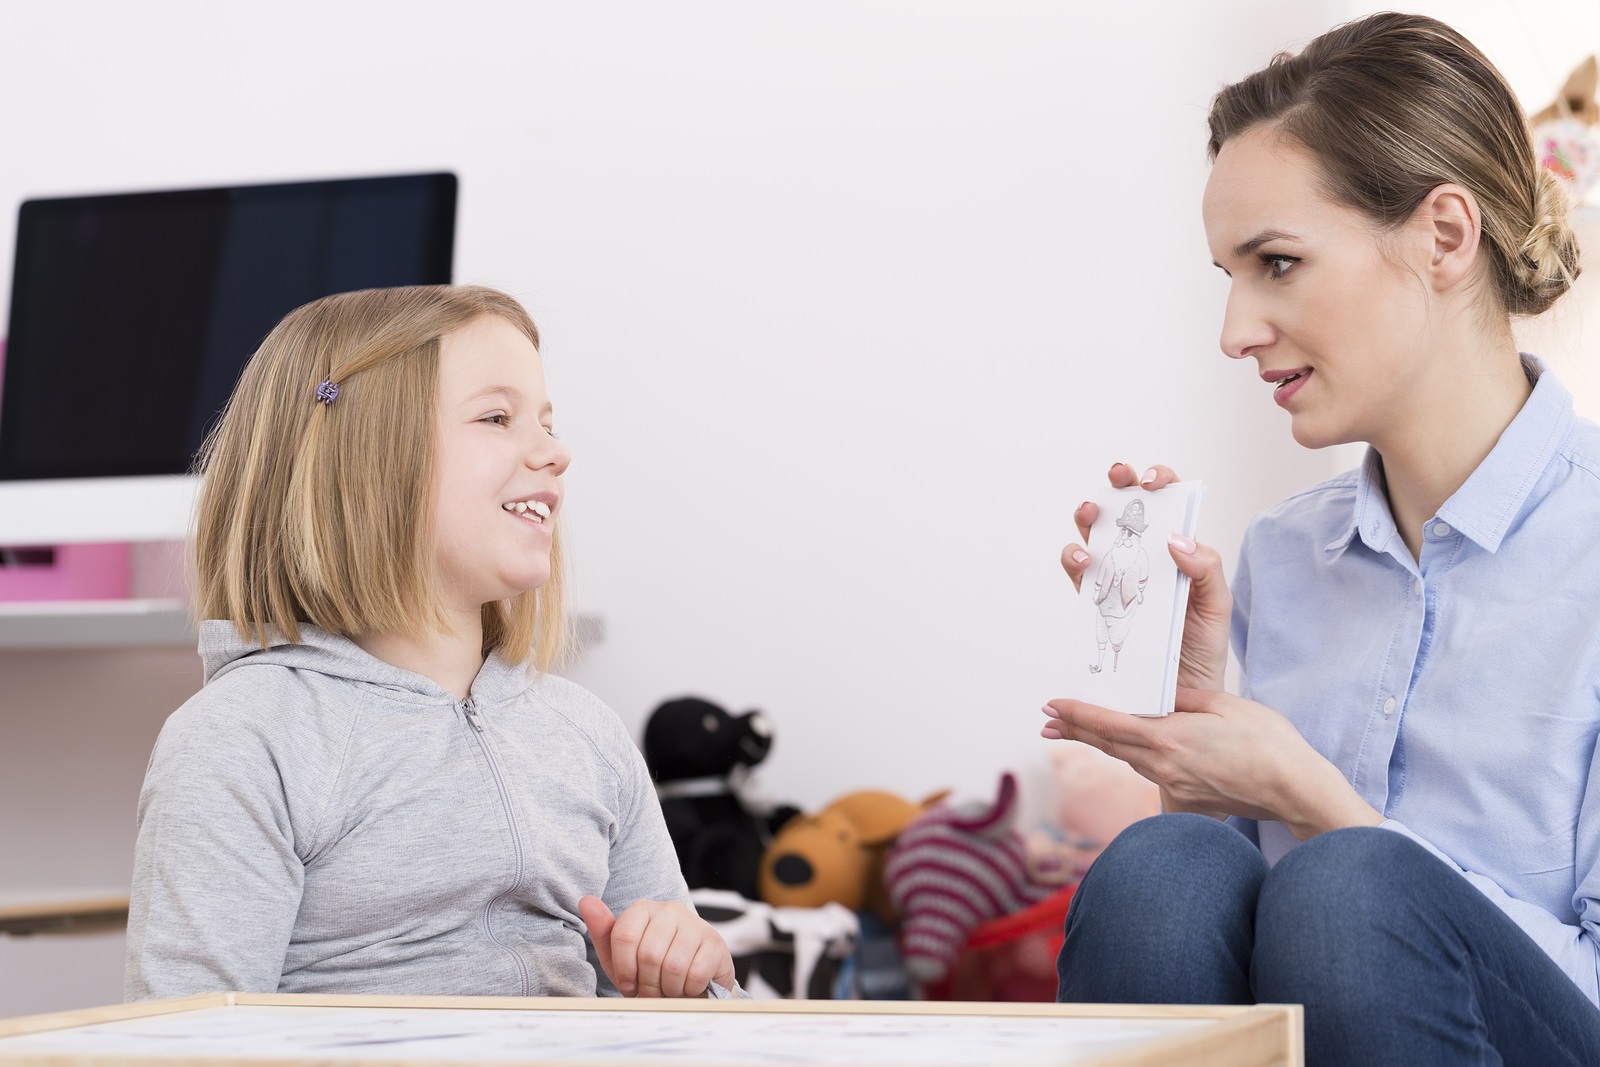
[1325,356,1573,556]
[1324,448,1396,556]
[1437,356,1572,552]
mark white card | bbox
[1069,481,1204,717]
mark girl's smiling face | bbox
[1202,125,1440,451]
[431,314,571,616]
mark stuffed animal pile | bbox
[1033,743,1160,879]
[642,696,798,901]
[642,694,1160,999]
[758,789,946,920]
[883,771,1068,985]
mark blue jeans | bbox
[1056,814,1600,1066]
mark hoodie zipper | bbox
[461,696,531,995]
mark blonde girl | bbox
[126,285,735,1000]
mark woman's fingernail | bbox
[1168,533,1195,554]
[1041,724,1062,739]
[1141,468,1158,485]
[1072,550,1090,565]
[1041,704,1057,716]
[1078,500,1092,513]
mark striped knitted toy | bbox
[883,771,1056,985]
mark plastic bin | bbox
[924,884,1076,1002]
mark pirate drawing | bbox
[1090,499,1150,674]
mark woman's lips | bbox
[1271,368,1311,408]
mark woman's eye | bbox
[544,425,561,439]
[1261,254,1299,279]
[481,413,510,426]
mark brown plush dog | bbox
[759,789,948,920]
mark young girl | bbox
[1042,14,1600,1065]
[125,285,736,1001]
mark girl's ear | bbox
[1414,182,1483,294]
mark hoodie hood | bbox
[198,620,539,707]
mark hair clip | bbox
[315,379,340,406]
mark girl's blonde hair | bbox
[193,284,566,670]
[1208,12,1581,317]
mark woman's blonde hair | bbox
[193,284,567,670]
[1208,12,1581,317]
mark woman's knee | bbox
[1059,814,1265,1005]
[1259,826,1442,926]
[1100,813,1261,872]
[1074,813,1266,918]
[1098,812,1256,862]
[1255,827,1458,984]
[1253,827,1497,1044]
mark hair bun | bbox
[1207,13,1585,320]
[1512,167,1582,316]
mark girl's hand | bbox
[1040,689,1382,840]
[1059,463,1231,691]
[578,896,736,998]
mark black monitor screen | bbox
[0,172,456,480]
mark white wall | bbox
[13,0,1591,1015]
[1345,0,1600,115]
[540,0,1356,813]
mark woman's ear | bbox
[1414,183,1483,293]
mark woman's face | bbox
[430,315,571,616]
[1202,126,1437,450]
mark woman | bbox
[1040,13,1600,1065]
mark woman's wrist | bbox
[1277,757,1383,840]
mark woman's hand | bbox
[1060,463,1231,691]
[578,896,736,998]
[1040,689,1382,839]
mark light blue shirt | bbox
[1230,358,1600,1005]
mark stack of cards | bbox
[1070,481,1205,717]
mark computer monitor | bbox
[0,172,456,544]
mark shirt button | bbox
[1431,522,1452,537]
[1383,697,1397,716]
[1415,578,1424,595]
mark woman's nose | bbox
[1219,284,1273,361]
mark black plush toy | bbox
[642,696,799,901]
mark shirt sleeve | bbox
[602,735,692,912]
[1225,524,1262,845]
[585,727,695,998]
[124,707,306,1000]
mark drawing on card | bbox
[1089,499,1150,674]
[1070,481,1204,717]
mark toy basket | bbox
[924,884,1076,1002]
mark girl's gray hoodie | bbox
[124,621,688,1000]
